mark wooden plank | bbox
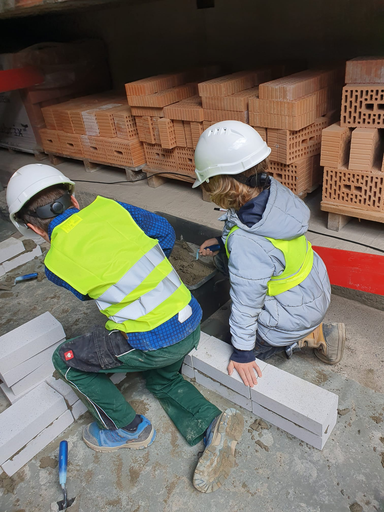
[313,246,384,296]
[321,202,384,225]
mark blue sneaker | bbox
[193,408,244,493]
[83,415,156,452]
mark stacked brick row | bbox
[126,66,282,178]
[248,68,344,196]
[125,66,220,177]
[39,92,147,169]
[321,57,384,217]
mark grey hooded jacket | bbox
[221,177,331,350]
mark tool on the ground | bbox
[14,272,38,285]
[57,440,75,511]
[196,244,221,260]
[285,342,301,359]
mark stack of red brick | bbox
[8,40,110,153]
[248,68,343,196]
[321,57,384,218]
[39,92,147,168]
[125,67,221,178]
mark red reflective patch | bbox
[64,350,74,361]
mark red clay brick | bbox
[345,57,384,85]
[184,122,193,148]
[268,155,322,196]
[320,122,352,168]
[81,135,107,162]
[39,129,61,154]
[158,118,177,149]
[57,132,83,158]
[250,126,267,142]
[103,138,146,167]
[341,85,384,128]
[113,106,139,140]
[202,87,259,112]
[322,167,384,211]
[349,128,382,171]
[190,122,204,148]
[176,147,195,175]
[249,110,316,131]
[127,84,198,108]
[198,72,255,97]
[163,96,204,122]
[174,120,187,147]
[143,143,178,171]
[203,121,215,131]
[268,115,331,165]
[259,70,334,101]
[136,116,157,144]
[204,109,248,123]
[131,106,164,117]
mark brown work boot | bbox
[299,323,346,365]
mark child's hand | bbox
[199,238,220,257]
[227,360,262,387]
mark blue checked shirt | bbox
[45,201,202,351]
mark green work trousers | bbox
[52,326,220,446]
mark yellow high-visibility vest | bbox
[45,196,191,333]
[225,225,314,296]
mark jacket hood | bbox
[223,177,310,240]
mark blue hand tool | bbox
[57,441,75,511]
[196,244,221,260]
[14,272,38,285]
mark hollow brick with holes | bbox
[163,96,204,122]
[341,85,384,128]
[267,155,322,196]
[158,118,177,149]
[345,57,384,85]
[320,123,352,169]
[127,83,197,108]
[349,128,382,172]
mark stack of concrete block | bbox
[182,333,338,450]
[0,312,65,402]
[0,237,42,277]
[40,92,146,169]
[247,67,343,197]
[0,312,129,476]
[321,57,384,225]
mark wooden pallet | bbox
[2,145,46,162]
[321,201,384,231]
[46,152,146,182]
[142,166,211,202]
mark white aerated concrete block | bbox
[71,399,88,420]
[252,401,338,450]
[46,375,78,406]
[1,410,73,477]
[191,333,268,399]
[0,312,65,374]
[0,341,63,388]
[110,373,126,385]
[181,363,195,380]
[195,370,252,411]
[2,244,42,273]
[250,363,338,436]
[11,360,55,396]
[0,237,24,264]
[0,382,67,465]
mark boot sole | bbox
[193,409,244,494]
[315,323,346,365]
[83,425,156,452]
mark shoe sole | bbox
[315,323,346,365]
[193,409,244,494]
[83,425,156,453]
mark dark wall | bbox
[1,0,384,88]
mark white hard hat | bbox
[192,121,271,188]
[6,163,75,238]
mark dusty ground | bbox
[169,240,215,286]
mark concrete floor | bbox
[0,149,384,512]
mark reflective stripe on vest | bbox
[224,225,314,296]
[44,196,191,332]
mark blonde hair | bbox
[202,159,269,210]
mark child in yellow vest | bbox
[193,121,345,388]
